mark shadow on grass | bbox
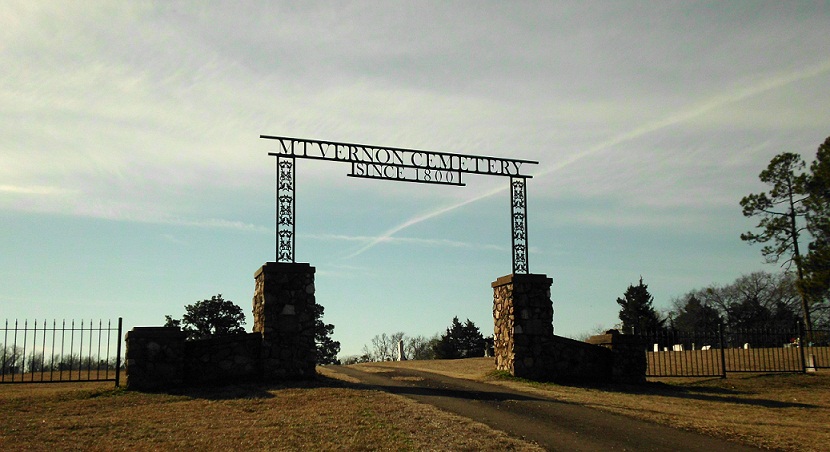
[348,378,548,403]
[503,373,822,410]
[339,365,819,410]
[331,366,560,404]
[129,367,821,410]
[144,373,353,401]
[654,390,819,409]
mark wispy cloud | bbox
[161,233,187,245]
[169,218,270,233]
[304,232,505,257]
[0,184,77,196]
[346,59,830,258]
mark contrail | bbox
[347,60,830,258]
[536,59,830,178]
[345,184,506,259]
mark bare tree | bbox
[669,272,805,331]
[364,332,405,361]
[1,344,24,374]
[405,335,436,360]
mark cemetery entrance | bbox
[121,136,648,389]
[261,135,539,274]
[259,135,582,381]
[256,135,646,383]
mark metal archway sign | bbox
[261,135,538,274]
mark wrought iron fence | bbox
[804,328,830,371]
[1,318,123,386]
[639,326,725,377]
[636,325,829,377]
[721,327,804,373]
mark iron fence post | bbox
[13,320,19,382]
[115,317,123,388]
[2,319,7,382]
[718,324,726,378]
[798,321,807,374]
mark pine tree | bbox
[740,152,812,332]
[673,294,721,334]
[617,277,663,333]
[310,302,341,365]
[801,136,830,332]
[432,317,485,359]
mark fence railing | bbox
[1,318,123,386]
[636,326,829,377]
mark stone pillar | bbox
[492,273,553,380]
[585,330,646,384]
[124,327,187,391]
[253,262,317,379]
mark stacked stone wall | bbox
[585,330,647,384]
[183,332,262,384]
[545,335,614,382]
[125,327,187,391]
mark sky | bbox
[2,1,830,358]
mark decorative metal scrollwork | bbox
[277,157,295,263]
[266,136,538,274]
[278,195,293,225]
[510,177,529,274]
[278,160,294,191]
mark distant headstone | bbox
[672,344,684,352]
[743,343,751,349]
[653,344,660,352]
[701,345,712,350]
[397,339,406,361]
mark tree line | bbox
[342,316,488,364]
[1,346,122,373]
[616,136,830,338]
[616,271,826,335]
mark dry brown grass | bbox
[0,373,541,451]
[0,369,120,384]
[4,360,828,451]
[370,358,830,451]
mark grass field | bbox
[0,372,540,451]
[2,360,829,451]
[0,369,120,384]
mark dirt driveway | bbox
[328,364,761,451]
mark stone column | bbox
[492,273,553,380]
[124,326,187,391]
[253,262,317,379]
